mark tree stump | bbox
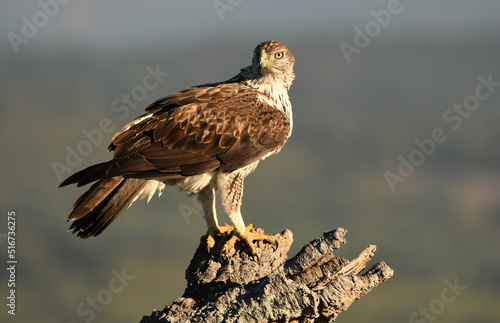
[140,227,393,322]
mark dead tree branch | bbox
[140,227,393,322]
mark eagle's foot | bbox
[207,225,235,251]
[225,223,276,255]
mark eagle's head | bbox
[252,40,295,89]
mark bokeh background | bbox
[1,1,500,322]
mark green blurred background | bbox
[1,1,499,322]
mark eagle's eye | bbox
[274,52,284,59]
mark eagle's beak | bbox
[260,52,273,68]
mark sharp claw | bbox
[253,252,260,264]
[246,240,257,256]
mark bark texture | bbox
[140,227,393,322]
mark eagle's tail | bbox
[66,177,150,238]
[59,161,113,187]
[61,160,166,238]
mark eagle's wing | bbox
[63,83,290,187]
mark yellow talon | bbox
[207,225,235,249]
[224,223,276,255]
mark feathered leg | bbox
[198,187,234,250]
[217,171,275,255]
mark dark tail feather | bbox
[60,161,113,187]
[68,177,148,239]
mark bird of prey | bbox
[60,40,295,254]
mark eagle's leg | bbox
[218,171,275,255]
[198,187,234,250]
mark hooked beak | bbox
[260,52,273,69]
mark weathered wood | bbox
[140,227,393,323]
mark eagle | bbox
[60,40,295,254]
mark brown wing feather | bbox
[74,83,290,184]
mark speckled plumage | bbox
[61,40,295,242]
